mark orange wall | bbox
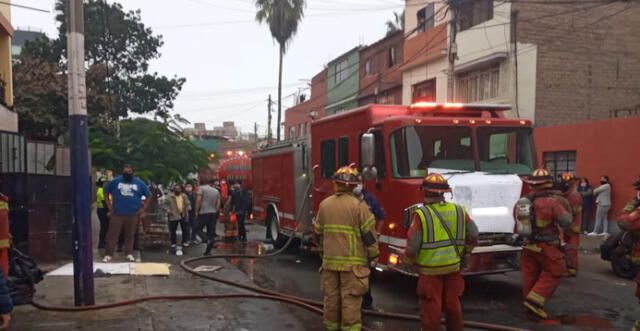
[535,116,640,216]
[401,23,447,72]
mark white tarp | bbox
[48,262,171,276]
[429,168,523,234]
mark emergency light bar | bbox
[409,102,513,118]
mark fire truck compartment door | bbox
[430,168,522,234]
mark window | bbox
[544,151,576,180]
[335,59,349,83]
[338,137,349,167]
[412,79,436,103]
[417,3,435,33]
[321,140,336,178]
[387,47,397,68]
[459,0,494,31]
[390,126,474,178]
[477,127,536,175]
[456,63,500,102]
[365,58,372,75]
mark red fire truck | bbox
[218,156,253,189]
[252,103,535,275]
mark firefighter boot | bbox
[523,300,548,320]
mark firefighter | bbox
[617,178,640,331]
[404,173,478,331]
[559,172,583,276]
[517,168,572,320]
[315,166,379,331]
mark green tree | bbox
[255,0,305,141]
[386,11,405,36]
[90,117,209,184]
[15,0,185,141]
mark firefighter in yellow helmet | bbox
[404,173,478,331]
[315,166,379,331]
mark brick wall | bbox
[514,2,640,125]
[358,31,404,106]
[283,69,327,138]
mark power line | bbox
[0,1,49,12]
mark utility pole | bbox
[447,0,459,102]
[67,0,95,306]
[267,95,273,142]
[254,122,258,143]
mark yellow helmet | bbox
[560,172,576,183]
[332,166,359,185]
[422,173,451,193]
[524,167,553,186]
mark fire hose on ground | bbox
[31,229,533,331]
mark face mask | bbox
[123,173,133,182]
[353,184,363,196]
[580,183,587,187]
[185,187,192,193]
[600,180,607,184]
[174,190,181,195]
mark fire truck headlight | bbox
[471,207,509,217]
[389,254,399,265]
[388,223,396,230]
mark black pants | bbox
[97,207,110,248]
[582,204,593,232]
[168,219,189,245]
[194,213,218,243]
[237,212,247,240]
[187,215,196,241]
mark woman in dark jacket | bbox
[578,177,594,233]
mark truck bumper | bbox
[381,244,521,277]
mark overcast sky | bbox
[12,0,403,136]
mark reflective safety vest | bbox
[96,187,105,209]
[415,202,466,275]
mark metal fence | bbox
[0,131,25,173]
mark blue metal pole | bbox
[67,0,95,306]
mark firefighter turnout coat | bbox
[315,192,379,331]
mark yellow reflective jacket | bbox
[315,192,379,271]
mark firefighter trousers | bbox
[417,272,464,331]
[521,244,566,307]
[320,267,369,331]
[564,232,580,274]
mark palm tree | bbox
[386,11,405,36]
[255,0,305,142]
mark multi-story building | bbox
[402,0,640,124]
[0,1,14,133]
[326,47,361,115]
[283,69,327,139]
[358,30,404,106]
[401,1,449,105]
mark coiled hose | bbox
[32,228,533,331]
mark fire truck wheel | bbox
[267,212,289,249]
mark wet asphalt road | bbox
[143,222,639,331]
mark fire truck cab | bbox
[253,103,536,276]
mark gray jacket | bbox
[594,183,611,206]
[165,193,191,221]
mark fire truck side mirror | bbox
[361,133,375,168]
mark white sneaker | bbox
[587,232,598,236]
[102,255,112,263]
[176,249,183,256]
[170,244,177,248]
[125,254,135,262]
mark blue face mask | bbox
[123,173,133,182]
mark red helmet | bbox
[524,167,553,186]
[332,166,359,185]
[422,173,451,193]
[560,172,576,183]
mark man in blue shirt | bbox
[354,175,385,311]
[103,164,151,262]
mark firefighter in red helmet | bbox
[315,166,379,331]
[558,172,583,276]
[404,173,478,331]
[516,168,572,319]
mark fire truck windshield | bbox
[390,125,535,178]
